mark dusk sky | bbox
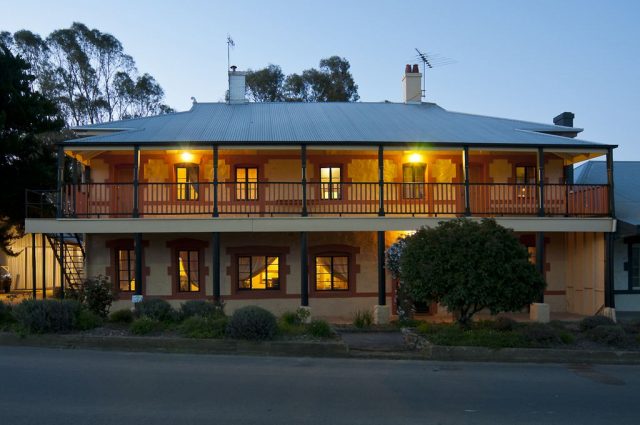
[2,0,639,159]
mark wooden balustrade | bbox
[56,182,610,218]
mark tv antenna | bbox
[413,48,456,98]
[227,35,235,71]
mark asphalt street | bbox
[0,346,638,425]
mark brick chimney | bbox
[553,112,575,127]
[228,66,247,104]
[402,64,422,104]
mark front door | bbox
[113,166,134,217]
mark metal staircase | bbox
[46,233,85,292]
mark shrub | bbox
[559,331,575,345]
[417,322,525,348]
[278,320,305,337]
[180,316,228,339]
[75,309,103,330]
[12,299,81,333]
[109,308,134,324]
[353,310,373,329]
[586,325,628,347]
[134,298,175,322]
[307,320,333,338]
[280,308,310,326]
[520,323,560,347]
[491,317,517,332]
[0,302,13,326]
[67,275,115,318]
[400,219,546,326]
[130,317,162,335]
[579,315,616,332]
[226,306,277,341]
[179,300,225,321]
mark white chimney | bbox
[228,66,247,104]
[402,64,422,104]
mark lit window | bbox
[315,256,349,291]
[320,167,341,200]
[176,165,199,200]
[238,256,280,290]
[515,165,536,198]
[116,249,135,292]
[236,167,258,200]
[177,250,199,292]
[402,164,425,199]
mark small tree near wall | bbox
[400,218,545,326]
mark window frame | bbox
[177,249,200,293]
[235,166,259,201]
[175,163,200,201]
[115,248,136,293]
[402,163,426,199]
[314,255,350,292]
[237,255,281,291]
[319,166,342,200]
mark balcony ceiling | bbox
[68,102,613,149]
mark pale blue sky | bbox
[2,0,639,158]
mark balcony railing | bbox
[26,182,610,219]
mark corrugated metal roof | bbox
[66,102,606,147]
[67,101,608,148]
[575,161,640,228]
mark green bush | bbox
[278,320,306,337]
[180,316,228,338]
[134,298,175,322]
[586,325,628,347]
[280,311,300,326]
[130,317,162,335]
[75,309,103,330]
[307,320,333,338]
[12,299,81,333]
[179,300,225,321]
[491,317,517,332]
[226,306,278,341]
[417,322,525,348]
[579,315,615,332]
[67,275,115,318]
[0,302,13,326]
[558,331,575,345]
[400,219,546,325]
[520,323,560,347]
[353,310,373,329]
[109,308,134,324]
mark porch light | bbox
[408,153,423,163]
[180,151,195,163]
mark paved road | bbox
[0,347,638,425]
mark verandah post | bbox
[31,233,37,299]
[537,147,545,217]
[536,232,545,303]
[300,231,309,306]
[606,148,615,217]
[377,231,385,305]
[463,146,471,216]
[378,145,385,216]
[56,145,64,218]
[301,145,307,217]
[41,233,46,299]
[59,233,65,299]
[134,233,143,296]
[133,145,140,218]
[212,232,220,301]
[212,145,219,217]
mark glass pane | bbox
[248,168,258,181]
[238,256,251,289]
[250,256,266,289]
[321,167,331,182]
[236,168,246,181]
[315,257,333,290]
[187,166,199,200]
[177,167,187,200]
[178,251,190,291]
[266,257,279,289]
[516,167,525,184]
[331,167,340,181]
[332,257,349,290]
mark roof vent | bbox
[228,66,247,104]
[402,64,422,104]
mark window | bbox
[238,256,280,290]
[631,244,640,290]
[116,249,135,292]
[515,166,537,185]
[320,167,341,200]
[236,167,258,200]
[176,165,199,200]
[403,164,425,199]
[315,256,349,291]
[177,250,200,292]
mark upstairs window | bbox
[515,165,536,198]
[116,249,135,292]
[320,167,342,200]
[402,164,426,199]
[176,165,199,200]
[315,256,349,291]
[236,167,258,200]
[238,256,280,290]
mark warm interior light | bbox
[408,153,423,163]
[180,151,194,163]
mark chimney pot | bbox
[230,65,238,72]
[412,64,419,73]
[405,64,412,73]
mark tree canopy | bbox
[0,45,63,253]
[399,219,546,325]
[245,56,359,103]
[1,23,173,126]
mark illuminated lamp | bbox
[408,152,423,163]
[180,151,194,163]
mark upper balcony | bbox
[25,147,612,220]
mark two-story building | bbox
[25,65,617,322]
